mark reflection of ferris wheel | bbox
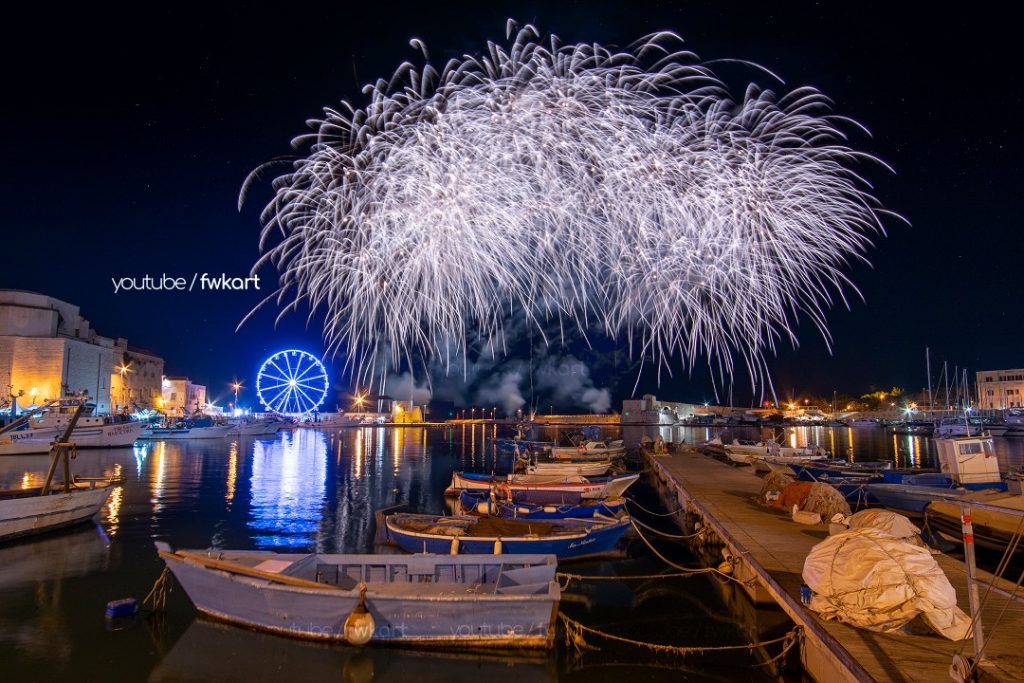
[256,350,329,415]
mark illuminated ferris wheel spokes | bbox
[256,350,329,415]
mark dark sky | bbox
[2,1,1021,410]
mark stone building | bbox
[162,377,207,416]
[976,368,1024,409]
[110,338,165,411]
[621,394,698,424]
[0,290,119,414]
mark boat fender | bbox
[105,598,138,619]
[450,536,460,555]
[493,538,503,555]
[344,584,375,646]
[476,502,491,515]
[542,506,557,513]
[717,554,735,575]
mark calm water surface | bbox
[0,425,792,683]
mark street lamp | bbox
[231,381,243,408]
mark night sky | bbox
[2,2,1021,410]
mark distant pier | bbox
[643,447,1024,682]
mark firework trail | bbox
[243,21,894,393]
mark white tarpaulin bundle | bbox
[802,527,971,640]
[846,509,922,542]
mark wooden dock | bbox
[643,447,1024,682]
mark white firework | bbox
[244,22,893,391]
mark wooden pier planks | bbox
[645,448,1024,683]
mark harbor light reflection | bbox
[248,429,327,547]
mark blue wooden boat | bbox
[458,490,625,520]
[385,513,631,559]
[156,543,559,648]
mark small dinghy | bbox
[156,544,560,648]
[458,489,626,520]
[445,471,639,504]
[385,513,631,559]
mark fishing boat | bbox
[458,489,625,520]
[9,399,147,450]
[709,438,827,466]
[520,458,613,477]
[227,418,285,436]
[847,418,881,428]
[156,543,560,648]
[141,417,233,440]
[549,440,626,460]
[385,513,631,559]
[865,434,1007,513]
[0,400,115,541]
[445,471,639,504]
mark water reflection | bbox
[248,429,327,548]
[150,618,557,683]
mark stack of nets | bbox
[759,471,795,503]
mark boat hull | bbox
[458,490,626,519]
[386,514,630,559]
[0,485,111,541]
[159,549,559,648]
[445,472,638,504]
[0,422,146,453]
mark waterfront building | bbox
[0,289,119,413]
[111,338,165,411]
[976,368,1024,409]
[621,394,697,424]
[161,377,207,416]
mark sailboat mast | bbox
[926,347,933,414]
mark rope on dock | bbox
[143,566,172,613]
[559,612,801,665]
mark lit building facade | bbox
[110,338,165,411]
[0,290,119,413]
[621,394,697,424]
[976,369,1024,409]
[162,377,207,416]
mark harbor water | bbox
[2,424,1021,681]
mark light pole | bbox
[232,381,243,410]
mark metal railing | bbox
[948,497,1024,680]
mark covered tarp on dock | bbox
[802,527,971,640]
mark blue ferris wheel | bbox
[256,350,329,415]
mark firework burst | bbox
[244,21,893,392]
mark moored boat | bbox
[10,399,147,450]
[445,471,639,504]
[385,513,631,559]
[0,399,115,541]
[521,459,613,477]
[0,483,112,541]
[156,543,560,648]
[141,417,233,440]
[549,440,625,460]
[458,489,625,520]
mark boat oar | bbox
[161,549,348,592]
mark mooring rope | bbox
[559,612,801,665]
[557,568,717,589]
[629,519,751,585]
[624,496,686,518]
[143,566,172,613]
[629,515,705,540]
